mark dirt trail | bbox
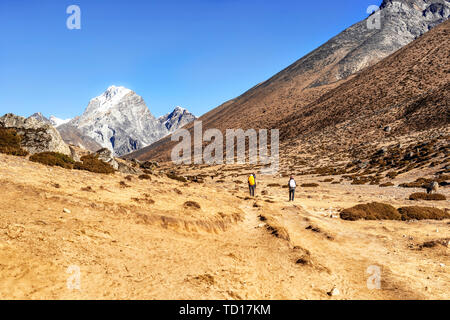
[0,154,449,299]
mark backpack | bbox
[289,179,296,188]
[248,175,255,186]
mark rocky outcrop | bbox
[0,113,71,156]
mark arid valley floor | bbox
[0,153,448,300]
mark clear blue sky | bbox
[0,0,377,119]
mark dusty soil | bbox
[0,153,449,300]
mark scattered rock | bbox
[63,208,71,214]
[327,286,340,297]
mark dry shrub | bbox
[306,225,321,233]
[421,238,449,249]
[74,154,115,174]
[301,183,319,188]
[124,175,133,181]
[340,202,401,221]
[167,173,187,183]
[341,203,450,221]
[379,182,394,187]
[139,174,151,180]
[30,152,75,169]
[0,128,28,156]
[295,257,311,265]
[52,183,61,188]
[386,171,398,179]
[81,186,94,192]
[409,193,446,201]
[398,207,449,221]
[119,181,130,188]
[267,183,281,187]
[143,169,152,174]
[184,201,201,210]
[174,188,183,195]
[399,178,432,189]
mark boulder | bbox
[140,161,159,170]
[95,148,119,170]
[0,113,71,156]
[69,145,81,162]
[117,160,139,174]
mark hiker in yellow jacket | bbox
[248,173,256,197]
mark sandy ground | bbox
[0,153,448,300]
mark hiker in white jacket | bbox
[288,176,296,202]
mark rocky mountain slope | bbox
[128,0,450,162]
[159,106,196,132]
[278,19,450,159]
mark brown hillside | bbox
[278,19,450,158]
[128,1,450,162]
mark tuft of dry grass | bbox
[138,174,151,180]
[81,186,94,192]
[184,201,201,210]
[267,183,281,187]
[301,183,319,188]
[119,181,130,188]
[379,182,394,187]
[0,128,28,156]
[167,173,187,183]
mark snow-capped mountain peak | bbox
[100,85,132,102]
[86,85,133,115]
[49,116,72,127]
